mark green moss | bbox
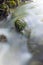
[15,19,27,32]
[6,1,16,8]
[0,4,8,9]
[0,3,10,19]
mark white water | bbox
[0,29,32,65]
[0,0,43,65]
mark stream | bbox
[0,0,43,65]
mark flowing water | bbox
[0,0,43,65]
[0,29,32,65]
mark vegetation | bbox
[5,0,28,8]
[5,0,21,7]
[5,1,16,8]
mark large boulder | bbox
[0,3,10,20]
[5,1,16,8]
[14,19,27,32]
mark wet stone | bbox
[0,35,7,42]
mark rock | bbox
[0,35,7,42]
[14,19,27,32]
[5,1,16,8]
[0,3,10,20]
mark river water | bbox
[0,0,43,65]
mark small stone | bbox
[0,35,7,42]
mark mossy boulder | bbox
[5,0,21,7]
[6,1,16,8]
[0,4,10,19]
[15,19,27,32]
[0,4,8,9]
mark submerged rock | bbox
[0,35,7,42]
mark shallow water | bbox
[0,29,32,65]
[0,0,43,65]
